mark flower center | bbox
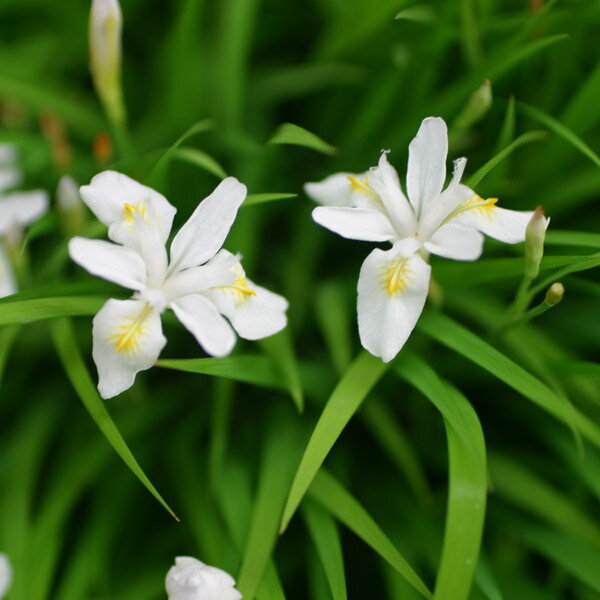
[123,201,148,223]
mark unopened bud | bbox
[525,206,549,279]
[545,282,564,307]
[454,80,493,130]
[89,0,124,125]
[57,175,85,234]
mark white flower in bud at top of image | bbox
[305,116,548,362]
[0,553,12,599]
[166,556,242,600]
[69,171,288,399]
[0,143,49,297]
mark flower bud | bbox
[0,553,12,599]
[525,206,549,279]
[57,175,85,234]
[545,282,564,307]
[166,557,242,600]
[89,0,124,125]
[454,79,492,130]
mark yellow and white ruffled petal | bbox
[367,152,417,236]
[406,117,448,215]
[80,171,176,245]
[424,223,484,261]
[0,245,17,298]
[69,237,147,290]
[170,293,237,358]
[0,553,11,599]
[209,278,288,341]
[169,177,246,272]
[357,246,431,363]
[93,299,166,399]
[304,172,359,207]
[451,201,537,244]
[0,190,49,234]
[312,206,398,242]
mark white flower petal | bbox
[357,246,431,362]
[166,556,242,600]
[451,201,538,244]
[171,294,236,358]
[0,244,17,298]
[0,190,49,234]
[367,152,417,236]
[169,177,246,272]
[80,171,176,245]
[0,553,12,599]
[424,222,484,261]
[93,299,166,399]
[407,117,448,216]
[312,206,398,242]
[0,167,22,193]
[304,172,358,207]
[69,237,147,290]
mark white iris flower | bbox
[0,143,49,297]
[69,171,288,399]
[0,554,11,599]
[166,556,242,600]
[306,117,541,362]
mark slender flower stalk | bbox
[69,171,288,399]
[306,117,544,361]
[166,557,242,600]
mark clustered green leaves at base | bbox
[1,1,600,599]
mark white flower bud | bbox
[57,175,85,234]
[0,554,12,599]
[525,206,550,279]
[89,0,124,125]
[454,79,493,130]
[545,282,564,307]
[166,557,242,600]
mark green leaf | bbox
[171,146,227,179]
[242,193,298,208]
[303,499,347,600]
[418,311,600,449]
[259,330,304,412]
[50,318,177,519]
[466,130,547,187]
[518,101,600,168]
[544,230,600,249]
[236,417,303,600]
[0,296,105,326]
[157,354,288,392]
[528,251,600,297]
[0,324,20,388]
[280,351,389,531]
[395,353,487,600]
[309,469,433,600]
[489,454,600,548]
[268,123,337,155]
[524,529,600,593]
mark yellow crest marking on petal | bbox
[380,258,414,297]
[123,201,148,223]
[347,175,373,195]
[221,276,256,306]
[448,194,499,222]
[108,304,153,354]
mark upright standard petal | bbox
[304,172,358,207]
[93,299,166,399]
[166,556,242,600]
[448,195,537,244]
[312,206,398,242]
[69,237,147,290]
[0,245,17,298]
[169,177,246,272]
[357,245,431,362]
[80,171,176,245]
[406,117,448,216]
[0,190,49,234]
[367,152,417,237]
[423,222,484,261]
[0,554,11,599]
[171,294,237,358]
